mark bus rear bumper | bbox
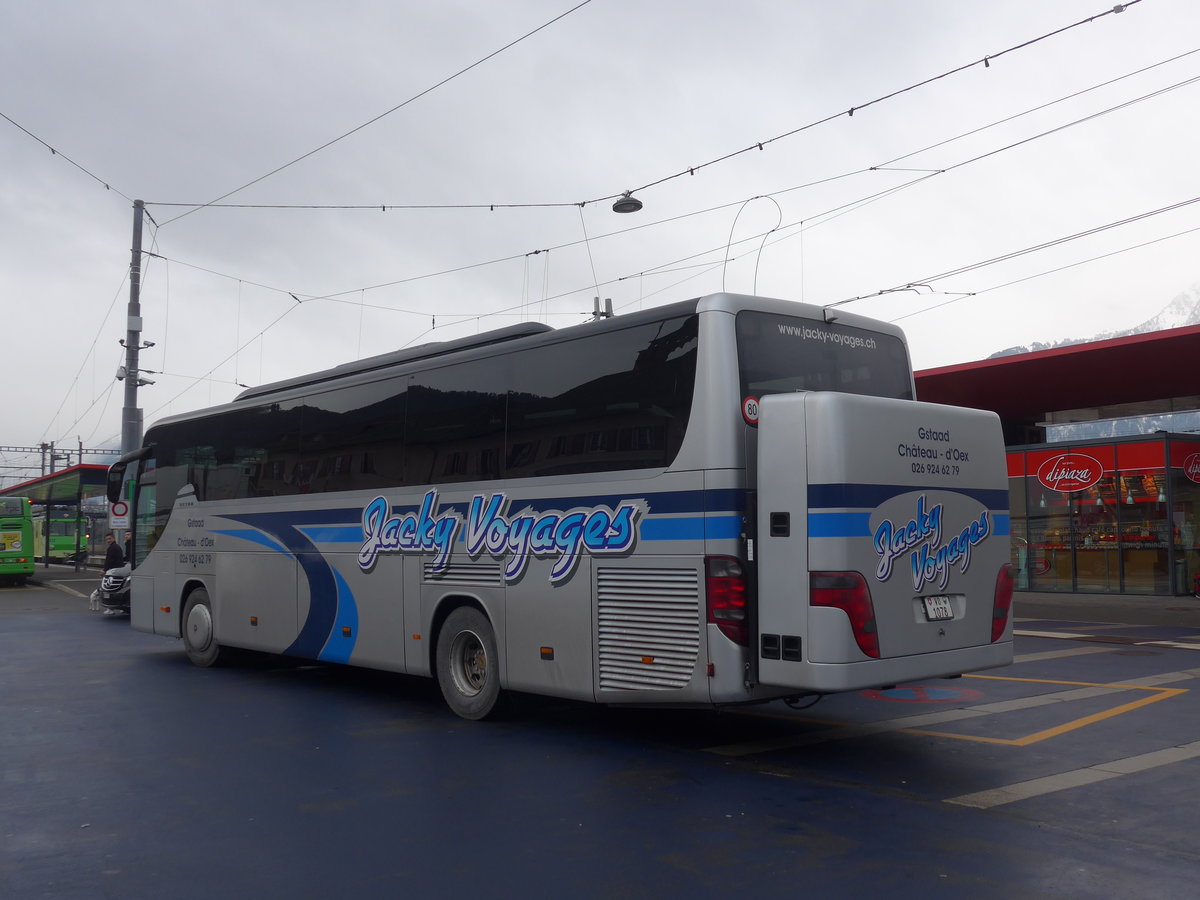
[757,640,1013,694]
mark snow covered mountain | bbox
[989,286,1200,358]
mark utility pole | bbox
[120,199,145,457]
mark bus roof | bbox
[235,321,555,402]
[148,294,907,434]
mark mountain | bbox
[988,287,1200,358]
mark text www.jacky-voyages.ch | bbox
[776,323,877,350]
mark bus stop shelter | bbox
[0,464,111,569]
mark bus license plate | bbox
[922,595,954,621]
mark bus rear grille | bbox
[596,568,700,692]
[423,562,503,587]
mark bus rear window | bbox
[735,311,912,402]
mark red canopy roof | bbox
[915,323,1200,425]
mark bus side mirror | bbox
[106,463,127,503]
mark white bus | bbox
[108,293,1013,719]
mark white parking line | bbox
[1014,645,1116,663]
[1137,640,1200,651]
[1014,629,1091,640]
[1015,630,1200,653]
[46,580,89,598]
[946,740,1200,808]
[705,669,1200,758]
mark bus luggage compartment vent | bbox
[596,568,700,692]
[422,561,503,587]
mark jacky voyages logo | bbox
[358,490,642,583]
[873,495,991,592]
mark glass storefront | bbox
[1170,439,1200,596]
[1008,435,1200,595]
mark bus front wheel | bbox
[436,606,501,720]
[182,588,229,667]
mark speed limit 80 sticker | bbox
[742,396,760,425]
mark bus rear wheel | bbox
[436,606,501,720]
[182,588,230,667]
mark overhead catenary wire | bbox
[41,213,167,443]
[50,356,123,447]
[3,3,1148,230]
[0,111,133,202]
[137,61,1193,348]
[127,40,1200,376]
[872,46,1200,172]
[889,223,1200,324]
[39,270,130,443]
[21,1,1180,451]
[156,0,596,227]
[828,195,1200,313]
[77,7,1180,427]
[139,300,308,423]
[143,2,1147,217]
[134,46,1200,325]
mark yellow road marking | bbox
[706,672,1192,755]
[905,682,1186,746]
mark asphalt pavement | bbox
[1015,590,1200,629]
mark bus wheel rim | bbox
[187,603,213,651]
[449,630,486,697]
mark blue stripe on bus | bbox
[809,511,1011,539]
[300,525,364,543]
[808,483,1010,510]
[221,511,343,659]
[210,528,291,555]
[639,515,742,542]
[808,512,872,538]
[319,568,358,664]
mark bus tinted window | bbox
[406,356,508,485]
[735,311,912,401]
[302,375,407,493]
[142,313,699,500]
[506,315,698,478]
[147,399,304,506]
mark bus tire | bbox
[436,606,501,720]
[182,588,229,667]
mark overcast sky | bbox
[2,0,1198,482]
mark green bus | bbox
[33,511,89,562]
[0,497,35,584]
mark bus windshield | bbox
[735,311,912,401]
[0,498,28,517]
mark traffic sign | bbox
[110,500,130,529]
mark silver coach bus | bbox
[108,293,1014,719]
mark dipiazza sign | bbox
[1036,453,1104,492]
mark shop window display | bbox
[1010,436,1197,595]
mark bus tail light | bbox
[810,572,879,659]
[705,556,748,646]
[991,564,1014,643]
